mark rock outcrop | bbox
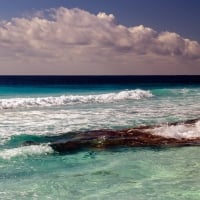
[50,118,200,153]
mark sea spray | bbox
[151,120,200,139]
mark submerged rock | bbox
[21,141,40,146]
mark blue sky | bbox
[0,0,200,74]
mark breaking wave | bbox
[0,89,153,109]
[151,120,200,139]
[0,145,54,160]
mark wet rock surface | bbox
[49,118,200,153]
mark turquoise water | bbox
[0,79,200,199]
[1,147,200,200]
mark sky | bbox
[0,0,200,75]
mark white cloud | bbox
[0,7,199,74]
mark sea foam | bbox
[151,120,200,139]
[0,89,153,109]
[0,145,54,160]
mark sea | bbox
[0,76,200,200]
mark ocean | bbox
[0,76,200,200]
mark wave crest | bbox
[0,145,54,160]
[0,89,153,109]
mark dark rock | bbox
[50,119,200,153]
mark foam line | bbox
[0,89,153,109]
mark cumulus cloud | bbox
[0,7,199,74]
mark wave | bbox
[151,120,200,139]
[0,89,153,109]
[0,145,54,160]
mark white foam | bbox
[151,121,200,139]
[0,145,54,160]
[0,89,153,109]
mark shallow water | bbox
[0,147,200,200]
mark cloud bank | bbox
[0,7,199,74]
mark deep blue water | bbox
[0,75,200,85]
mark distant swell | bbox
[0,89,153,109]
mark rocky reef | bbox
[49,118,200,153]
